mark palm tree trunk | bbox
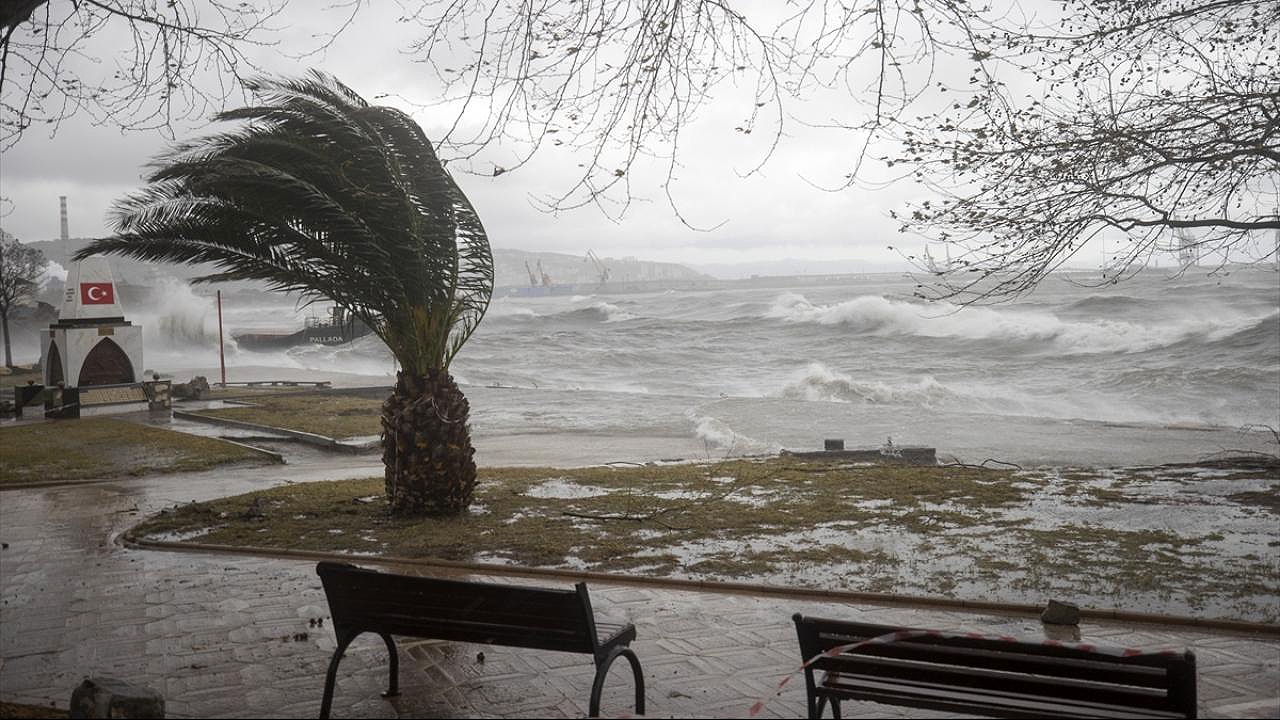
[381,369,478,515]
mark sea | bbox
[133,265,1280,468]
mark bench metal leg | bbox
[319,636,354,720]
[379,633,400,698]
[589,646,645,718]
[812,694,842,719]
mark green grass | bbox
[188,393,383,439]
[0,418,275,486]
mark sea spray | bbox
[133,278,222,361]
[764,291,1266,354]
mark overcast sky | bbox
[0,1,1082,273]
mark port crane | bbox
[584,249,610,286]
[536,259,553,286]
[922,242,952,273]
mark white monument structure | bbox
[40,257,143,388]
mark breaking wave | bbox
[558,301,637,323]
[687,411,774,454]
[1210,312,1279,353]
[779,363,962,406]
[763,292,1261,354]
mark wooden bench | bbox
[792,615,1197,719]
[315,562,644,718]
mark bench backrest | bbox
[317,562,599,654]
[793,615,1197,719]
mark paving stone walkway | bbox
[2,440,1277,718]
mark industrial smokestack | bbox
[59,195,70,266]
[59,196,69,242]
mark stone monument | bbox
[40,257,143,389]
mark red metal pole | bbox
[216,290,226,387]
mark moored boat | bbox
[233,306,373,352]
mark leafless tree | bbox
[398,0,985,221]
[0,0,360,149]
[399,1,1277,299]
[0,233,46,367]
[890,0,1280,301]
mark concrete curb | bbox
[213,438,286,464]
[121,532,1280,637]
[173,410,376,454]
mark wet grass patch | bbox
[187,393,383,439]
[130,456,1279,622]
[0,418,274,486]
[134,459,1021,568]
[0,701,67,718]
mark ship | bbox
[232,306,374,352]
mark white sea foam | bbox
[486,301,538,319]
[765,292,1256,354]
[284,337,398,378]
[688,412,775,454]
[581,300,636,322]
[780,363,960,406]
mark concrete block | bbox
[1040,599,1081,626]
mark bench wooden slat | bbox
[823,670,1186,717]
[812,624,1190,670]
[813,653,1177,711]
[830,679,1189,720]
[332,599,591,633]
[831,637,1171,687]
[338,614,593,653]
[322,572,588,616]
[794,615,1196,719]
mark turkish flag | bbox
[80,282,115,305]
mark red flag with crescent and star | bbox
[80,282,115,305]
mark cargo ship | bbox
[232,306,374,351]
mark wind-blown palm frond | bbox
[75,70,493,375]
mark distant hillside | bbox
[14,236,708,293]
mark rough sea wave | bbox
[116,266,1279,465]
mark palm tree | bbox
[74,71,493,516]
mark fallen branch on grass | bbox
[942,457,1024,470]
[562,509,690,531]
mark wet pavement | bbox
[1,439,1278,718]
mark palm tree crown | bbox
[76,70,493,375]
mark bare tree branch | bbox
[0,0,361,149]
